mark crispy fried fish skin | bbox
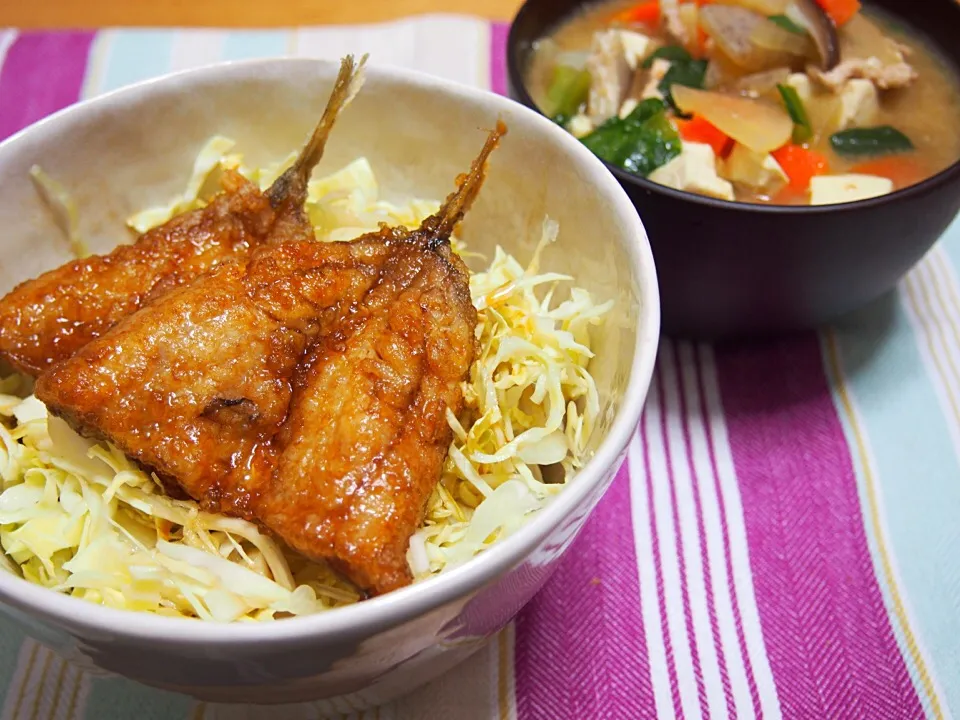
[260,232,478,594]
[0,54,367,378]
[0,172,272,377]
[34,238,391,518]
[259,124,504,595]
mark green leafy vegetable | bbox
[639,45,707,114]
[546,65,592,126]
[777,83,812,143]
[767,14,807,35]
[829,126,915,157]
[580,98,682,176]
[642,45,694,69]
[660,59,708,114]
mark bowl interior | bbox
[0,58,659,638]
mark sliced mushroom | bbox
[787,0,840,70]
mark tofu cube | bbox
[641,59,672,101]
[587,30,633,125]
[723,144,788,193]
[617,30,657,71]
[567,113,595,138]
[809,174,894,205]
[786,73,813,104]
[649,142,735,201]
[836,79,880,130]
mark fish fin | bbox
[422,120,507,249]
[267,54,368,209]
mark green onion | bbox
[829,126,915,157]
[768,14,807,35]
[777,84,812,144]
[546,65,592,126]
[580,98,682,177]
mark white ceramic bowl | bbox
[0,58,660,706]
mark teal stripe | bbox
[99,30,174,93]
[830,227,960,718]
[0,615,27,708]
[934,215,960,273]
[221,30,291,61]
[83,676,193,720]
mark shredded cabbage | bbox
[4,139,612,620]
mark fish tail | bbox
[423,120,507,249]
[267,54,368,208]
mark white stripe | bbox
[699,344,783,720]
[25,651,67,720]
[676,341,756,720]
[905,254,960,455]
[66,668,91,720]
[294,16,489,88]
[168,30,226,73]
[629,427,673,718]
[643,364,702,719]
[1,640,45,720]
[659,340,727,719]
[79,31,111,100]
[0,30,18,71]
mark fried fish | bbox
[0,55,366,377]
[36,118,505,595]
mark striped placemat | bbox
[1,17,959,720]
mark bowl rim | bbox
[0,56,661,644]
[505,0,960,214]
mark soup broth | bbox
[526,0,960,205]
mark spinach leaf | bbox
[642,45,693,69]
[659,58,708,114]
[580,98,682,176]
[830,126,915,156]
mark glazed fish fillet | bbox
[36,120,504,595]
[0,55,366,377]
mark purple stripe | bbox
[490,22,509,95]
[515,463,656,719]
[0,31,95,142]
[642,383,685,720]
[657,360,709,718]
[673,344,737,719]
[714,334,924,719]
[696,344,764,719]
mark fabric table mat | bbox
[0,17,958,720]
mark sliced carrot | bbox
[675,115,734,157]
[611,1,661,25]
[696,26,710,57]
[813,0,861,26]
[850,156,927,190]
[772,144,831,192]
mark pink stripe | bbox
[657,361,709,718]
[642,381,685,720]
[0,31,95,142]
[695,344,763,719]
[490,22,509,95]
[673,344,737,719]
[714,334,924,719]
[515,463,656,719]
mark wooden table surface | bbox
[2,0,523,29]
